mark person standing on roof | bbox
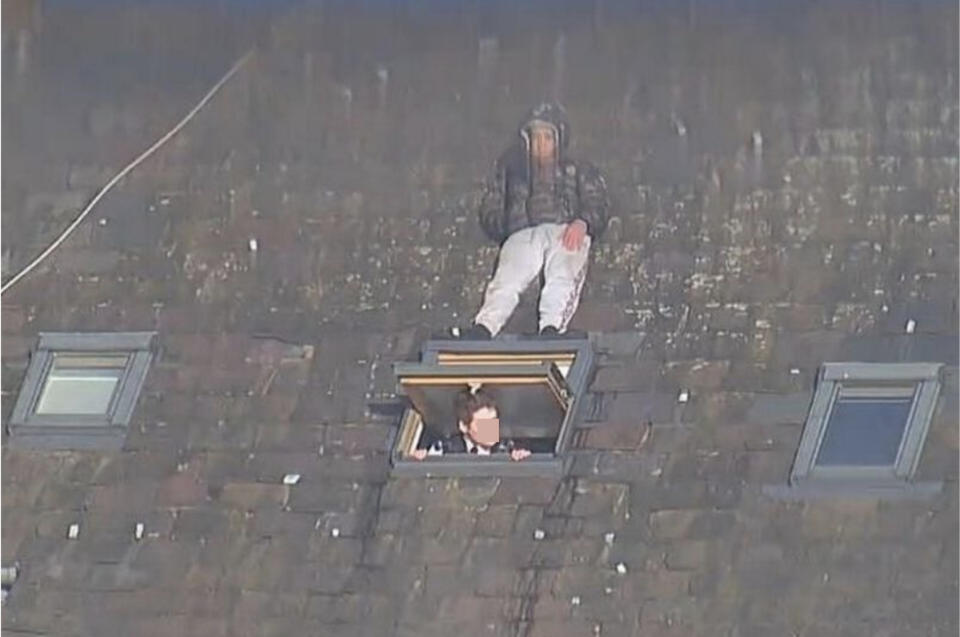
[461,102,610,339]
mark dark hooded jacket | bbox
[478,103,610,243]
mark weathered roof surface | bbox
[2,1,958,636]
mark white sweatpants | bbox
[475,222,591,336]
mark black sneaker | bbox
[538,325,561,338]
[460,324,492,340]
[537,326,587,340]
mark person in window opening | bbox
[408,386,532,461]
[460,102,610,340]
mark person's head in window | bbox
[455,385,500,448]
[409,385,531,461]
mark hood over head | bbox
[519,101,570,154]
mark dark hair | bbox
[454,387,497,425]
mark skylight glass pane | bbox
[815,396,913,466]
[35,355,128,415]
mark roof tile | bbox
[217,482,288,511]
[490,478,560,506]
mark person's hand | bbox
[410,449,428,461]
[510,448,532,462]
[561,219,588,251]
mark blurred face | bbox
[529,124,556,162]
[460,406,500,447]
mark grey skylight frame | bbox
[788,362,943,491]
[7,332,156,450]
[389,338,595,477]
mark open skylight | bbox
[389,338,595,477]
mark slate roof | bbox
[2,1,958,636]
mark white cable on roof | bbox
[0,49,255,296]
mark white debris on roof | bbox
[1,567,18,587]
